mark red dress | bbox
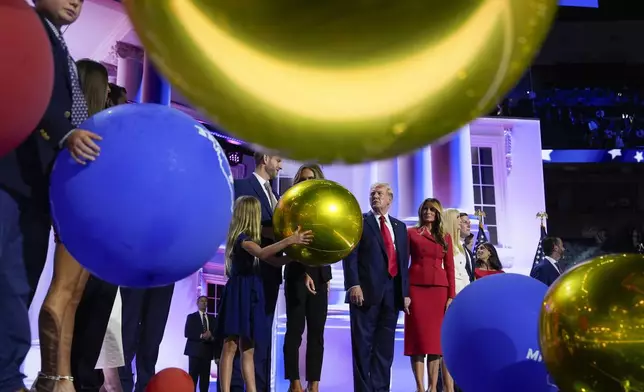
[474,268,504,279]
[404,228,455,356]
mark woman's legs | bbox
[101,368,123,392]
[219,337,239,392]
[410,355,425,392]
[283,279,305,392]
[34,243,89,392]
[304,279,328,392]
[441,358,455,392]
[239,338,256,392]
[427,354,441,392]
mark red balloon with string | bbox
[0,0,54,156]
[145,368,194,392]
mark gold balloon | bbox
[539,254,644,392]
[124,0,557,164]
[273,179,362,266]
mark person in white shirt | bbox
[444,209,469,294]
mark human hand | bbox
[350,286,364,306]
[66,129,102,165]
[289,226,313,246]
[445,298,453,311]
[305,273,316,295]
[202,330,212,340]
[404,297,411,314]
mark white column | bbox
[114,42,144,103]
[430,125,474,211]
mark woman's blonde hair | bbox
[224,196,262,277]
[443,208,464,255]
[76,59,109,116]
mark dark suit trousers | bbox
[71,276,119,391]
[19,195,51,307]
[118,284,174,392]
[0,189,32,391]
[283,275,328,382]
[350,278,398,392]
[230,279,280,392]
[188,356,212,392]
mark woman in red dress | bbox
[474,242,504,279]
[404,198,455,392]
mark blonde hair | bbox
[443,208,464,255]
[293,164,325,184]
[224,196,262,277]
[370,182,394,200]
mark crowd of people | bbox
[491,87,644,149]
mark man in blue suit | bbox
[0,1,102,390]
[184,296,217,392]
[343,182,411,392]
[230,152,283,392]
[531,237,565,287]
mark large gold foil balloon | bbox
[124,0,557,164]
[539,254,644,392]
[273,179,362,266]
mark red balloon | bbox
[0,0,54,157]
[145,368,195,392]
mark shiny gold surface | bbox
[273,179,362,266]
[539,254,644,392]
[124,0,557,163]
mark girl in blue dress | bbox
[218,196,313,392]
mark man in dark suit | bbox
[458,213,476,282]
[231,152,283,392]
[185,296,217,392]
[118,284,175,392]
[0,0,101,390]
[343,182,410,392]
[531,237,565,287]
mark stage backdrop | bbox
[26,117,545,392]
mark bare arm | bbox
[241,237,296,260]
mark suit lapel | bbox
[366,211,385,253]
[250,176,273,218]
[38,13,73,91]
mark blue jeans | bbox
[0,189,32,391]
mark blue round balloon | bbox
[441,273,551,392]
[50,103,234,287]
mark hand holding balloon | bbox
[287,226,314,246]
[66,129,102,165]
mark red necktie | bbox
[379,215,398,277]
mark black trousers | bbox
[118,284,174,392]
[20,201,51,307]
[188,356,212,392]
[71,276,119,392]
[283,276,328,382]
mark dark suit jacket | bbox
[463,246,475,282]
[233,174,282,286]
[531,260,561,287]
[342,212,409,310]
[408,229,456,298]
[0,13,75,207]
[184,311,217,359]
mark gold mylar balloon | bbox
[273,179,362,266]
[539,254,644,392]
[124,0,557,164]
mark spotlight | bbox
[227,151,242,166]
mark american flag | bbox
[529,225,548,277]
[474,222,488,251]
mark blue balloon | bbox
[441,273,551,392]
[50,104,234,287]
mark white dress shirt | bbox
[199,310,210,331]
[253,172,277,208]
[373,211,396,249]
[545,256,561,275]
